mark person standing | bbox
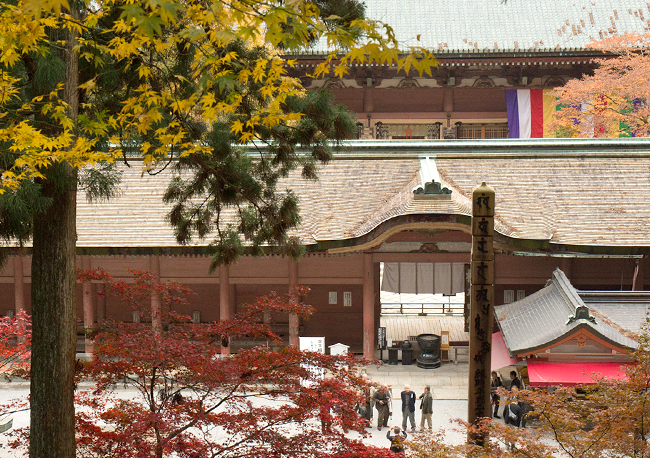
[491,371,503,418]
[400,384,416,432]
[373,384,390,431]
[367,380,376,425]
[503,397,522,451]
[510,370,521,389]
[358,374,375,427]
[418,385,433,431]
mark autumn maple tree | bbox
[1,269,394,456]
[63,269,392,458]
[0,310,31,378]
[553,32,650,137]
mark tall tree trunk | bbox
[29,2,79,456]
[29,163,78,458]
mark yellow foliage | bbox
[0,0,438,189]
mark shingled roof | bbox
[494,269,639,356]
[581,291,650,333]
[435,154,650,246]
[310,0,650,54]
[66,138,650,252]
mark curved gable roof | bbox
[495,269,639,356]
[50,139,650,253]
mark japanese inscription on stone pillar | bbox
[468,182,495,438]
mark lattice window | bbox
[458,123,509,139]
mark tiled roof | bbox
[284,158,424,241]
[435,155,650,246]
[75,157,443,248]
[77,166,178,248]
[494,269,639,355]
[67,139,650,250]
[311,1,650,53]
[580,291,650,332]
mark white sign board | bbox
[300,337,325,354]
[299,337,326,387]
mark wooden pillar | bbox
[468,182,495,445]
[229,284,237,316]
[96,283,106,322]
[150,256,162,335]
[82,257,94,353]
[13,255,25,314]
[374,261,382,348]
[363,88,374,113]
[220,265,231,356]
[288,258,300,347]
[363,253,375,359]
[443,87,454,116]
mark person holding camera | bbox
[386,425,408,454]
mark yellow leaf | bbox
[231,120,244,134]
[239,131,253,143]
[333,65,349,79]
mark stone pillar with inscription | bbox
[468,182,495,443]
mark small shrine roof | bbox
[494,269,639,356]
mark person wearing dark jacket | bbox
[373,384,390,431]
[491,371,503,418]
[386,426,408,454]
[418,385,433,430]
[510,370,522,389]
[504,400,522,451]
[400,385,416,432]
[504,401,522,427]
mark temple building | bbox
[2,1,650,359]
[290,0,647,140]
[494,268,647,387]
[3,140,650,358]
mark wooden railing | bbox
[381,302,464,316]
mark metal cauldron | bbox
[416,334,441,369]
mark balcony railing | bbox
[357,122,509,140]
[381,302,465,316]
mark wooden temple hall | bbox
[3,1,650,377]
[1,139,650,364]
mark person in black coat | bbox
[504,401,522,427]
[490,371,503,419]
[509,370,522,389]
[400,385,416,432]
